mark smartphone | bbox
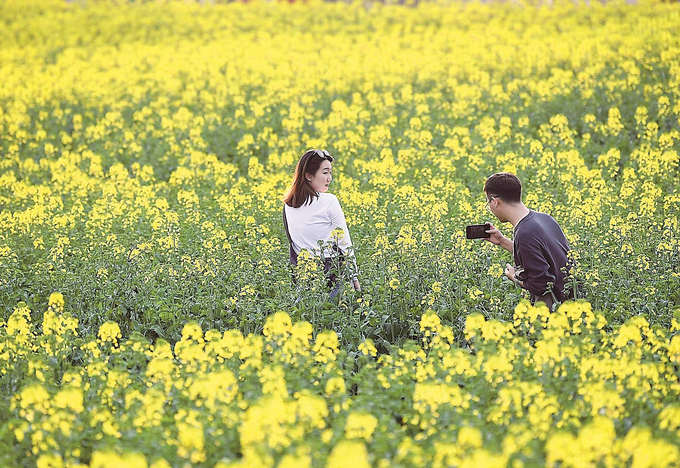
[466,223,491,239]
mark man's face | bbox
[486,194,507,223]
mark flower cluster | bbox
[0,1,679,465]
[2,299,680,466]
[0,0,677,346]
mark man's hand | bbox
[505,263,523,287]
[504,263,516,281]
[352,279,361,292]
[484,223,513,253]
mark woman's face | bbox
[306,160,333,193]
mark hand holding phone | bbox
[466,223,491,239]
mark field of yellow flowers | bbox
[0,0,679,466]
[3,295,680,467]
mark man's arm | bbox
[485,223,513,253]
[514,237,556,298]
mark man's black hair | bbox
[484,172,522,204]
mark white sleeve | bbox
[328,196,353,254]
[328,196,359,279]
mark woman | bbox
[283,149,360,295]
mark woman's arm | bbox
[328,195,360,290]
[328,196,353,252]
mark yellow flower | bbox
[457,427,483,449]
[325,376,346,396]
[53,386,84,413]
[326,440,370,468]
[98,322,122,344]
[331,227,345,241]
[90,451,148,468]
[149,459,171,468]
[180,323,204,343]
[295,391,329,430]
[460,449,508,468]
[313,331,340,363]
[344,412,378,441]
[6,305,33,342]
[263,311,292,340]
[358,339,378,357]
[658,404,680,432]
[278,449,312,468]
[468,288,483,300]
[176,421,206,463]
[464,313,486,340]
[420,311,441,337]
[18,384,51,411]
[487,264,503,277]
[48,292,65,311]
[36,454,64,468]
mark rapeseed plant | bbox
[0,0,679,465]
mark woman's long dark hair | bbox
[283,149,334,208]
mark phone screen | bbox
[466,223,491,239]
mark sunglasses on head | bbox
[310,149,333,162]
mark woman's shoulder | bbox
[318,192,338,202]
[318,192,341,208]
[286,193,338,211]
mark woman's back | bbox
[284,192,354,257]
[282,148,360,293]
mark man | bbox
[483,172,573,309]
